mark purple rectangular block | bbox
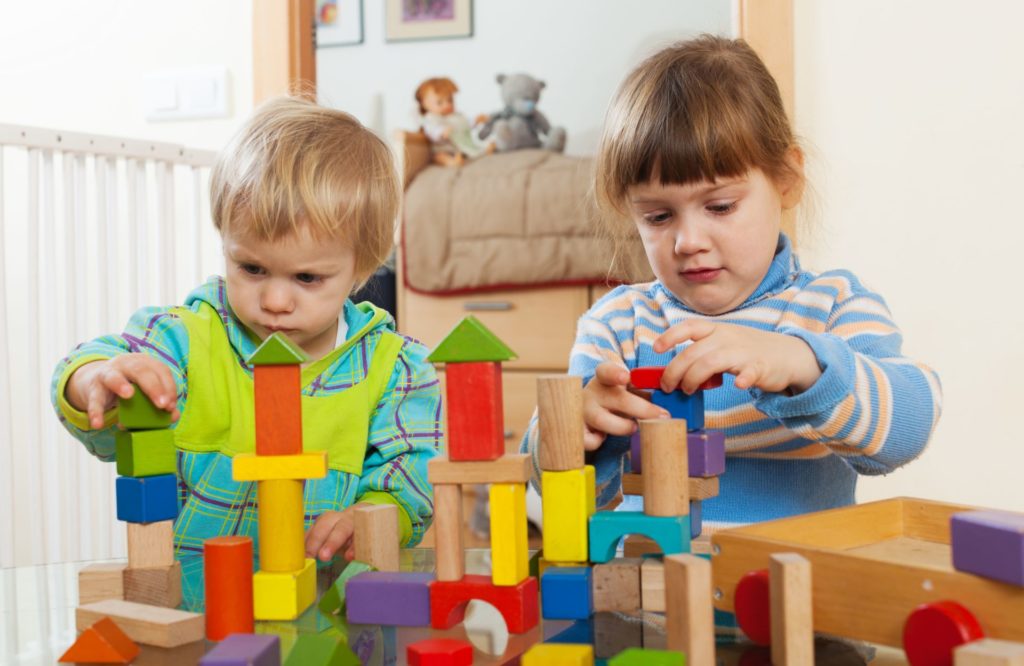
[630,428,725,477]
[952,511,1024,586]
[346,571,434,626]
[200,633,280,666]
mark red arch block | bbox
[429,575,538,634]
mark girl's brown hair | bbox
[415,77,459,114]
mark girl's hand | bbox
[66,354,179,430]
[305,503,371,563]
[582,362,670,451]
[653,321,822,395]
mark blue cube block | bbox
[690,500,702,539]
[116,474,178,523]
[545,618,593,644]
[651,389,704,431]
[541,566,592,620]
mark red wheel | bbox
[902,600,984,666]
[734,569,771,646]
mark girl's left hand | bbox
[653,320,822,395]
[305,503,372,563]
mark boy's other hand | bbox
[66,354,179,430]
[305,503,372,563]
[582,362,669,451]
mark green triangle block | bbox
[248,332,309,366]
[118,390,173,430]
[427,315,517,363]
[317,560,376,617]
[609,648,686,665]
[283,634,359,665]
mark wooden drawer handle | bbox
[463,301,514,312]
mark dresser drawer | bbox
[437,369,541,454]
[400,286,587,370]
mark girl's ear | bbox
[778,146,805,210]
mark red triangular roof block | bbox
[59,617,140,663]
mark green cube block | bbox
[118,390,172,430]
[609,647,686,665]
[115,429,176,477]
[283,634,359,665]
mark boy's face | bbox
[627,168,795,316]
[222,225,357,362]
[422,88,454,115]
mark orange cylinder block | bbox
[204,536,254,641]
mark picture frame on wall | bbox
[316,0,364,48]
[385,0,473,43]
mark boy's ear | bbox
[779,146,805,210]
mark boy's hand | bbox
[305,503,372,563]
[653,321,822,395]
[66,354,179,430]
[582,362,670,451]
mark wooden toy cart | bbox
[711,497,1024,653]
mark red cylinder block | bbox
[204,536,255,641]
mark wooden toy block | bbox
[625,535,661,558]
[663,548,718,651]
[621,473,718,500]
[537,556,587,578]
[430,574,539,633]
[690,500,703,539]
[124,561,182,608]
[317,560,375,617]
[770,553,814,666]
[253,557,316,620]
[631,366,723,390]
[445,360,505,461]
[608,648,686,665]
[589,512,690,563]
[592,558,642,613]
[639,418,689,517]
[204,535,254,641]
[631,428,725,478]
[541,466,596,562]
[546,618,594,645]
[538,375,585,471]
[118,389,173,430]
[199,633,281,665]
[232,451,327,481]
[541,566,592,620]
[904,600,985,666]
[75,599,204,648]
[283,634,358,665]
[408,637,474,666]
[593,611,642,659]
[955,639,1024,665]
[354,503,400,571]
[345,571,434,626]
[249,331,309,365]
[115,428,176,477]
[433,483,465,581]
[77,562,126,604]
[428,314,517,363]
[427,453,531,484]
[651,388,704,431]
[59,616,140,664]
[522,643,594,665]
[116,474,179,523]
[640,558,665,612]
[490,483,529,586]
[127,520,175,568]
[257,478,305,572]
[253,364,303,455]
[952,510,1024,586]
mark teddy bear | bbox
[477,73,567,153]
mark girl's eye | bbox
[240,263,263,276]
[296,273,322,284]
[642,211,672,225]
[707,201,737,215]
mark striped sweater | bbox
[521,233,942,532]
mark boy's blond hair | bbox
[210,96,399,285]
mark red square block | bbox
[445,362,504,461]
[407,638,473,665]
[429,574,538,634]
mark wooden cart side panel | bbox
[901,497,976,543]
[712,533,1024,648]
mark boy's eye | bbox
[240,263,264,275]
[296,273,322,284]
[707,201,737,215]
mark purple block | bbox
[200,633,280,666]
[346,571,434,626]
[952,510,1024,586]
[630,428,726,477]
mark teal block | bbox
[118,390,172,429]
[610,647,686,665]
[115,429,176,477]
[283,634,359,665]
[588,512,690,563]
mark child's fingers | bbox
[584,405,638,439]
[583,427,605,451]
[652,319,715,354]
[86,386,112,430]
[304,512,343,559]
[317,521,355,562]
[99,367,135,400]
[609,390,669,421]
[733,365,759,391]
[131,365,174,410]
[593,362,630,387]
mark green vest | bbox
[170,301,403,473]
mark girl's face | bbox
[627,167,799,315]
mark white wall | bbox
[317,0,733,155]
[794,2,1024,510]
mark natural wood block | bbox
[354,504,400,571]
[78,562,126,605]
[254,364,303,455]
[641,558,665,612]
[257,478,305,572]
[433,484,464,581]
[75,599,204,648]
[253,557,317,620]
[639,418,689,516]
[770,553,814,666]
[592,558,642,613]
[124,561,182,608]
[541,466,596,562]
[594,611,642,659]
[537,375,584,471]
[489,483,529,586]
[664,554,714,663]
[127,521,175,569]
[232,451,327,481]
[624,534,661,558]
[428,453,531,484]
[622,473,718,500]
[956,639,1024,665]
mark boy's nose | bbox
[260,283,294,313]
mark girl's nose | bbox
[673,219,710,255]
[261,281,294,314]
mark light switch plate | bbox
[143,66,230,121]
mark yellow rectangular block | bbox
[233,451,327,481]
[257,479,306,572]
[522,643,594,665]
[490,483,529,586]
[253,558,316,620]
[541,466,595,563]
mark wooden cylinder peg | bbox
[640,418,689,516]
[538,375,585,471]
